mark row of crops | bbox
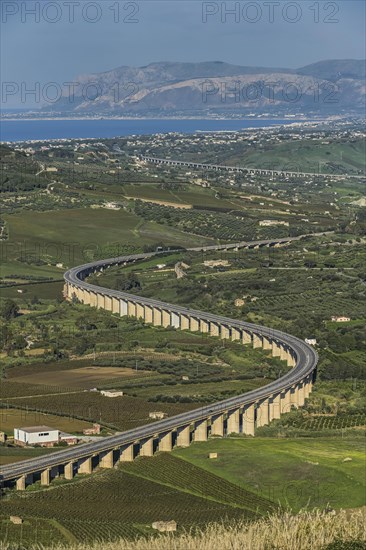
[61,519,150,543]
[250,286,365,319]
[0,381,75,399]
[1,465,260,542]
[297,414,366,431]
[134,201,259,241]
[0,516,66,547]
[4,391,199,431]
[120,454,275,515]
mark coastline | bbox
[1,115,310,122]
[0,115,349,144]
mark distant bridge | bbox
[0,236,318,490]
[140,155,362,180]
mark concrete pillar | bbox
[63,283,69,299]
[253,334,262,348]
[105,295,112,311]
[120,444,134,462]
[145,305,153,324]
[97,293,105,310]
[128,301,136,317]
[112,297,120,314]
[16,475,26,491]
[180,314,190,330]
[41,468,50,486]
[69,285,76,300]
[291,386,299,409]
[90,292,97,307]
[272,341,281,357]
[140,437,154,457]
[136,303,145,320]
[221,325,230,340]
[210,322,220,337]
[288,353,296,368]
[176,425,190,447]
[194,419,208,442]
[120,299,128,316]
[83,290,91,305]
[257,399,269,427]
[171,312,180,328]
[100,450,114,469]
[281,388,291,414]
[269,397,275,422]
[78,457,92,475]
[231,327,241,341]
[227,409,240,434]
[200,319,209,333]
[242,331,252,345]
[271,393,281,420]
[211,414,224,437]
[304,378,310,399]
[190,317,200,332]
[159,431,172,452]
[298,382,305,406]
[242,404,255,436]
[280,346,288,362]
[64,462,74,480]
[162,310,171,328]
[262,337,272,351]
[153,307,162,326]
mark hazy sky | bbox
[1,0,365,106]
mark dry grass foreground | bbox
[1,510,365,550]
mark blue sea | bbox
[0,118,299,142]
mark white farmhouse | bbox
[331,316,351,323]
[305,338,317,346]
[14,426,59,447]
[100,390,124,398]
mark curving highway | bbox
[0,236,318,486]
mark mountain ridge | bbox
[45,59,366,115]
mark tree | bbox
[1,299,19,321]
[116,272,141,292]
[74,338,89,355]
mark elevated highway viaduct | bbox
[0,236,318,491]
[140,155,363,180]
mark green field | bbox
[174,436,366,511]
[1,207,214,273]
[122,183,238,209]
[0,281,64,300]
[215,138,366,177]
